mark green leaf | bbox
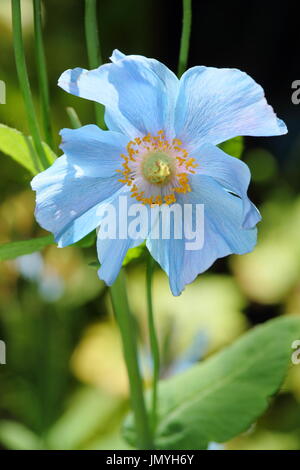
[0,235,54,261]
[218,136,244,159]
[0,124,56,174]
[123,316,300,450]
[122,242,146,266]
[74,230,96,248]
[88,260,100,269]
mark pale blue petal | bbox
[31,155,123,247]
[147,175,257,295]
[146,204,188,295]
[179,175,257,292]
[175,66,287,149]
[207,442,224,451]
[97,191,148,285]
[191,143,261,229]
[58,55,179,139]
[60,125,128,177]
[110,49,126,62]
[146,237,185,296]
[97,237,142,286]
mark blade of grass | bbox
[33,0,54,149]
[11,0,49,169]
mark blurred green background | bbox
[0,0,300,450]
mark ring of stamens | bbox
[117,130,198,205]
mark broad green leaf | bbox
[0,420,44,450]
[0,235,54,261]
[123,316,300,450]
[218,136,244,159]
[0,124,56,174]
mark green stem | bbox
[110,270,153,450]
[11,0,49,170]
[33,0,54,149]
[146,255,160,434]
[66,107,82,129]
[177,0,192,77]
[84,0,105,129]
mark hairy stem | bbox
[177,0,192,77]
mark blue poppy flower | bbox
[31,50,287,295]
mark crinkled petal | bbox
[147,175,257,295]
[180,175,258,293]
[175,66,287,149]
[31,155,123,247]
[60,125,129,177]
[58,55,179,139]
[191,143,261,229]
[110,49,126,63]
[97,236,142,286]
[97,191,148,285]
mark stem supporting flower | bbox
[84,0,106,129]
[177,0,192,77]
[110,270,153,450]
[146,254,160,433]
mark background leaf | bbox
[0,235,54,261]
[219,136,244,159]
[0,124,56,174]
[74,231,96,248]
[122,243,146,266]
[123,316,300,449]
[0,421,44,450]
[46,387,127,450]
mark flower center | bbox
[142,152,173,185]
[117,130,198,206]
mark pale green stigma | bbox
[142,152,173,185]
